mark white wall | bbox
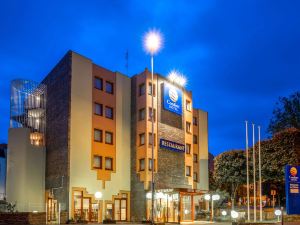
[6,128,45,212]
[69,52,131,220]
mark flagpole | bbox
[245,121,250,221]
[252,123,257,222]
[258,126,263,221]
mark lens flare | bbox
[143,29,163,55]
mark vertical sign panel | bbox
[285,165,300,215]
[163,83,182,115]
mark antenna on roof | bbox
[125,49,129,76]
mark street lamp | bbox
[204,194,211,211]
[167,70,186,87]
[231,210,239,221]
[94,191,103,223]
[143,28,163,225]
[274,209,282,222]
[211,194,220,221]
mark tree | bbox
[214,150,246,209]
[268,91,300,135]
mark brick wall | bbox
[0,212,45,225]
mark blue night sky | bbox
[0,1,299,156]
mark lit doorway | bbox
[114,198,127,221]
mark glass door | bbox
[181,194,192,221]
[114,198,127,221]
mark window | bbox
[148,82,156,96]
[105,81,114,94]
[94,77,103,90]
[193,172,198,182]
[139,108,145,121]
[148,107,156,122]
[186,100,192,111]
[148,132,156,146]
[139,83,146,96]
[193,154,198,163]
[94,129,102,142]
[93,155,102,169]
[193,135,198,144]
[139,158,145,171]
[193,117,198,126]
[186,166,191,176]
[149,158,155,171]
[105,157,113,170]
[139,133,145,145]
[105,106,113,119]
[105,131,113,144]
[186,144,191,154]
[95,103,103,116]
[186,122,191,133]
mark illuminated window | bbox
[149,158,156,171]
[105,157,113,170]
[148,132,156,146]
[186,166,191,177]
[139,108,145,121]
[94,77,103,90]
[186,122,192,133]
[139,158,145,171]
[139,133,145,145]
[94,129,102,142]
[193,135,198,144]
[148,82,156,96]
[186,100,192,111]
[148,107,156,121]
[95,103,103,116]
[186,144,191,154]
[139,83,146,96]
[193,117,198,126]
[93,155,102,169]
[105,81,114,94]
[193,172,198,182]
[105,106,113,119]
[105,131,113,144]
[193,154,198,163]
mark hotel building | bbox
[6,51,209,223]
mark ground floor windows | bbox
[114,198,127,221]
[73,191,99,222]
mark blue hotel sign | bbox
[160,139,185,153]
[285,165,300,215]
[163,83,183,115]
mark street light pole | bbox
[252,123,257,222]
[258,126,263,221]
[245,121,250,221]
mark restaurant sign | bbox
[160,139,185,153]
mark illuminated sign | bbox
[285,165,300,214]
[163,83,182,115]
[160,139,185,153]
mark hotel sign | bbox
[163,83,182,115]
[285,165,300,214]
[160,139,185,153]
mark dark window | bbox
[193,154,198,163]
[139,133,145,145]
[105,131,113,144]
[186,122,192,133]
[105,157,113,170]
[93,155,102,169]
[149,158,156,171]
[193,172,198,182]
[186,144,191,154]
[139,108,145,121]
[94,129,102,142]
[139,158,145,171]
[148,82,156,96]
[139,83,146,96]
[148,107,156,122]
[193,117,198,126]
[95,103,103,116]
[94,77,103,90]
[148,133,156,146]
[105,81,114,94]
[105,106,113,119]
[193,135,198,144]
[186,166,191,176]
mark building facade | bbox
[6,51,209,223]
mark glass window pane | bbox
[106,81,113,94]
[94,129,102,142]
[140,133,145,145]
[95,77,103,90]
[105,106,113,119]
[139,158,145,171]
[139,83,145,96]
[105,132,113,144]
[93,156,102,169]
[95,103,103,116]
[105,157,113,170]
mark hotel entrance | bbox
[146,189,206,223]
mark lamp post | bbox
[211,194,220,222]
[143,29,163,225]
[94,191,103,223]
[204,194,211,212]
